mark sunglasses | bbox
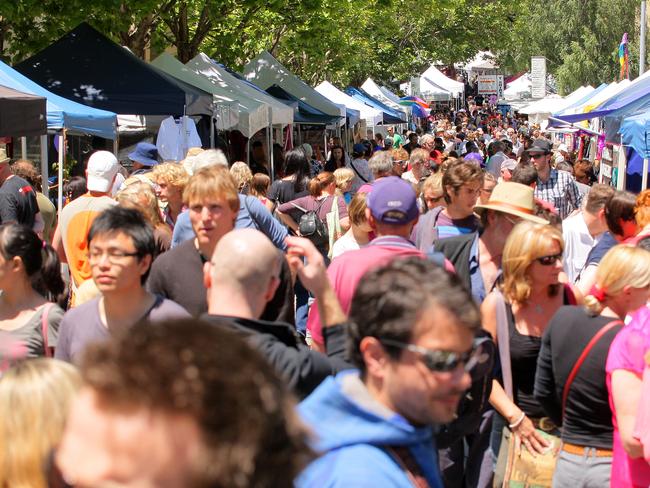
[380,338,488,373]
[529,153,548,160]
[536,253,562,266]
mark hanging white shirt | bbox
[156,116,202,162]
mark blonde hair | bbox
[0,359,81,488]
[501,221,564,303]
[152,162,189,191]
[183,166,240,212]
[348,191,368,226]
[230,161,254,192]
[333,167,354,194]
[421,172,443,195]
[584,245,650,315]
[116,182,163,227]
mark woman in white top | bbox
[331,192,372,258]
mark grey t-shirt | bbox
[55,295,189,363]
[0,304,63,362]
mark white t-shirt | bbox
[562,211,598,284]
[401,171,419,185]
[331,231,362,258]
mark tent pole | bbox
[643,158,649,191]
[297,124,302,146]
[324,130,327,163]
[210,109,216,149]
[268,125,274,181]
[57,132,65,216]
[247,138,251,165]
[113,136,119,157]
[40,135,48,197]
[21,137,27,160]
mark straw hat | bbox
[474,182,548,224]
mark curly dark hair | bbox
[80,318,313,488]
[347,257,480,376]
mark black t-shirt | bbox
[534,306,622,448]
[0,175,38,227]
[267,178,308,205]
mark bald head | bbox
[210,229,281,297]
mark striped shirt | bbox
[534,169,582,219]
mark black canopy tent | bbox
[0,85,47,137]
[15,23,213,116]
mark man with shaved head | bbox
[202,229,350,398]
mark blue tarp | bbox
[0,60,116,139]
[620,110,650,158]
[345,87,406,124]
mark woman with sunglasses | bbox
[482,221,581,461]
[535,245,650,487]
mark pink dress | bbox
[606,305,650,487]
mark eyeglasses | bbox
[380,338,487,373]
[529,153,548,160]
[88,248,140,265]
[535,253,562,266]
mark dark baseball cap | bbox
[526,139,552,154]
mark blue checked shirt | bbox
[534,169,582,219]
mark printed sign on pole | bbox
[531,56,547,98]
[477,75,498,95]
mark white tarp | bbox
[504,73,532,100]
[243,51,345,119]
[419,65,464,97]
[315,81,383,126]
[457,51,498,71]
[188,53,293,137]
[361,78,407,115]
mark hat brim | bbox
[525,148,549,155]
[474,203,549,225]
[128,152,158,166]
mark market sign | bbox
[531,56,547,99]
[477,75,498,95]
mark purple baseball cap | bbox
[367,176,419,224]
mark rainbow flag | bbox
[619,32,629,80]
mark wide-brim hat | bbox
[128,142,159,167]
[474,182,548,224]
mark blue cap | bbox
[352,143,366,155]
[128,142,159,167]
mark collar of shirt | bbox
[367,235,418,250]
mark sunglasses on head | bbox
[536,253,562,266]
[380,338,489,373]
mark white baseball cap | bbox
[557,143,568,153]
[86,151,119,192]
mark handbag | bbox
[494,303,621,488]
[325,196,342,259]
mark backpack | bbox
[291,198,329,249]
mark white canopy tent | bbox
[315,81,383,126]
[503,73,532,100]
[361,78,406,115]
[419,65,464,97]
[556,80,630,118]
[243,51,345,119]
[457,51,498,72]
[518,86,594,124]
[419,76,453,101]
[378,85,401,104]
[187,53,293,137]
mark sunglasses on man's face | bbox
[535,253,562,266]
[380,338,489,373]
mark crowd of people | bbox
[1,98,650,488]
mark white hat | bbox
[557,143,568,153]
[86,151,119,193]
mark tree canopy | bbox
[0,0,646,93]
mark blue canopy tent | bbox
[553,83,609,116]
[0,59,117,209]
[345,87,406,124]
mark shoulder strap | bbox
[561,319,623,414]
[384,446,430,488]
[349,159,368,183]
[289,201,308,213]
[41,303,55,358]
[493,290,513,400]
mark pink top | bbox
[606,305,650,488]
[635,364,650,464]
[306,236,423,345]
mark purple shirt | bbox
[55,295,189,364]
